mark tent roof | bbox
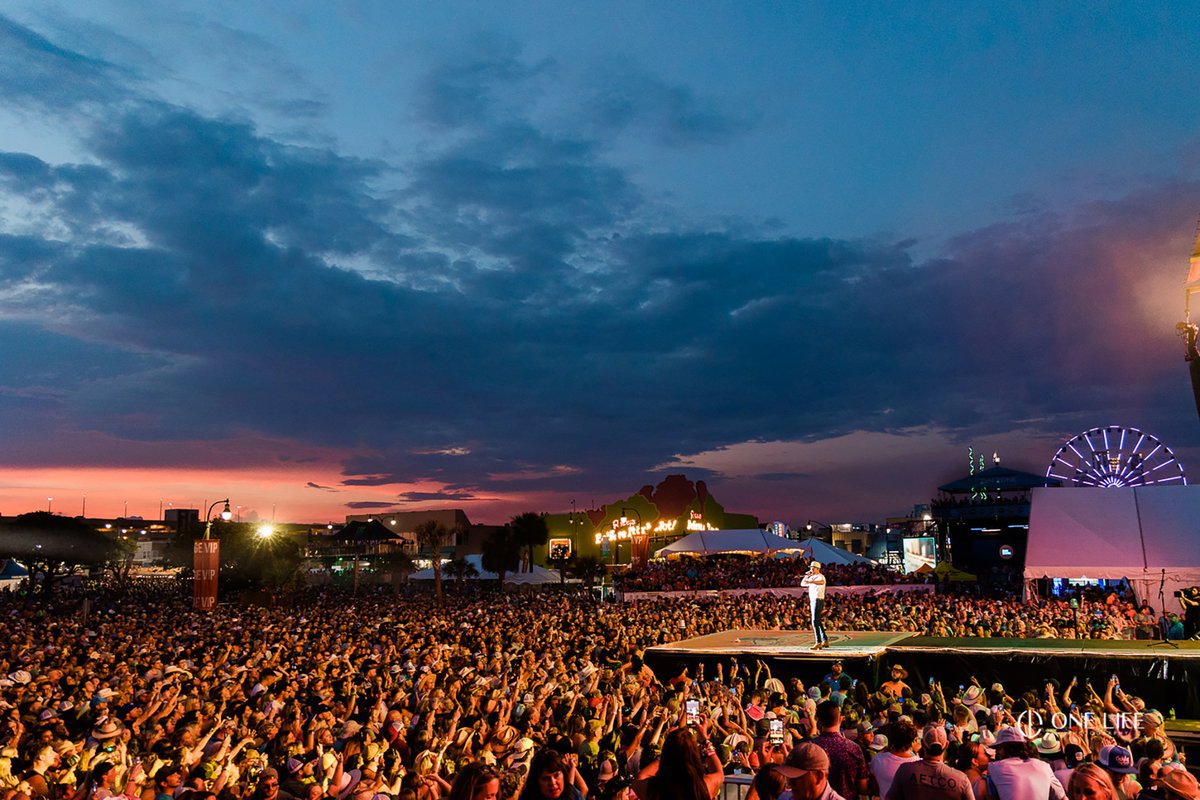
[793,537,877,566]
[330,520,403,542]
[1025,486,1200,580]
[0,559,28,578]
[933,561,976,581]
[654,529,804,558]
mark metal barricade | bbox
[722,774,754,800]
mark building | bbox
[930,463,1061,578]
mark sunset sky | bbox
[2,3,1200,526]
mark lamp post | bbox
[194,499,232,611]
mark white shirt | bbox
[988,757,1066,800]
[872,751,920,798]
[802,571,827,600]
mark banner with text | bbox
[193,540,220,611]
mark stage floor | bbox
[649,629,1200,661]
[651,629,909,659]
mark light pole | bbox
[203,499,233,539]
[570,499,578,554]
[47,497,53,514]
[195,499,232,611]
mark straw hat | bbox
[92,719,123,741]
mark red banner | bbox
[193,540,220,611]
[630,536,650,569]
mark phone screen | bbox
[769,719,784,745]
[685,699,700,725]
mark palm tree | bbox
[481,526,520,588]
[413,520,455,600]
[509,512,549,573]
[443,556,479,594]
[570,555,607,593]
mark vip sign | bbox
[193,540,220,611]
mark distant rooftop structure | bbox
[938,465,1062,495]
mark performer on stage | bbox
[801,560,828,650]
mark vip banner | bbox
[193,540,220,611]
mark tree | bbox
[0,512,116,599]
[569,555,607,592]
[443,556,479,594]
[217,525,303,592]
[509,512,549,573]
[413,520,455,600]
[105,536,139,593]
[480,526,520,588]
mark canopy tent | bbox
[792,537,877,566]
[408,554,563,585]
[654,529,805,558]
[0,559,27,592]
[1025,486,1200,614]
[933,562,977,582]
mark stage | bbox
[645,629,1200,716]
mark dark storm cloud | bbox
[396,490,481,502]
[344,501,393,510]
[2,15,1198,505]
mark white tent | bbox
[1025,486,1200,614]
[0,559,27,592]
[654,529,805,558]
[792,537,877,566]
[408,554,563,585]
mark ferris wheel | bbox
[1046,426,1187,488]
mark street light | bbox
[256,524,274,539]
[203,499,233,539]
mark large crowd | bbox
[0,577,1193,800]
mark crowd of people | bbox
[615,559,923,593]
[0,578,1192,800]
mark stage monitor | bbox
[902,536,936,574]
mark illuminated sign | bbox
[595,515,717,543]
[548,538,572,560]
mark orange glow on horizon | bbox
[0,466,560,526]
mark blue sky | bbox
[1,2,1199,524]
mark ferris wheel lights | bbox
[1047,426,1187,488]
